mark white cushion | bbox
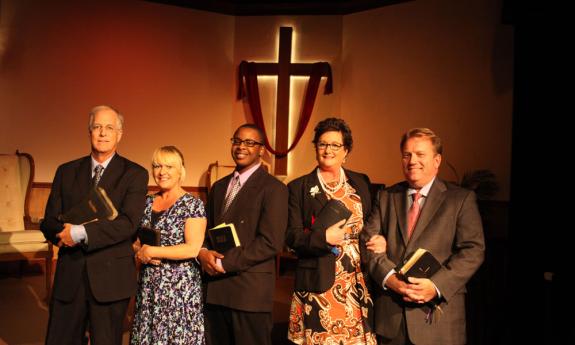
[0,155,25,231]
[0,230,46,245]
[0,242,49,254]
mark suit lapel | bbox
[393,183,409,246]
[213,174,233,224]
[304,168,328,210]
[75,156,93,201]
[220,166,269,217]
[97,154,124,193]
[232,168,262,208]
[409,179,446,243]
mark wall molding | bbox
[29,182,208,222]
[32,182,207,194]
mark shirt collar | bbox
[407,176,436,198]
[234,162,261,186]
[91,153,115,172]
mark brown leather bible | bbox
[59,186,118,224]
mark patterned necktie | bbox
[407,192,422,238]
[222,175,241,214]
[93,165,104,186]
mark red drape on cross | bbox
[236,27,333,175]
[238,61,332,157]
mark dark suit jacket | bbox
[41,154,148,303]
[361,178,485,345]
[285,168,372,293]
[204,166,288,312]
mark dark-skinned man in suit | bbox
[198,124,288,345]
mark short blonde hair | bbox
[152,146,186,183]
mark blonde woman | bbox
[130,146,206,345]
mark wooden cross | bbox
[248,27,329,175]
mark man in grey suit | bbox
[361,128,485,345]
[198,124,288,345]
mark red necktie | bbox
[407,192,422,238]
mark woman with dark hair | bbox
[286,118,385,344]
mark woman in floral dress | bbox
[286,118,386,345]
[131,146,206,345]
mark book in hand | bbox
[59,186,118,224]
[138,227,161,246]
[315,199,352,257]
[397,248,441,281]
[314,199,352,229]
[208,222,241,253]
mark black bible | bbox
[208,222,241,253]
[397,248,441,281]
[59,186,118,224]
[314,199,352,229]
[138,227,161,246]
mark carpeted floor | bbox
[0,261,296,345]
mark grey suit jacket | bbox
[361,178,485,345]
[204,166,288,312]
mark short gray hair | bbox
[88,105,124,131]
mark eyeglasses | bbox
[317,142,344,152]
[230,138,263,147]
[90,124,119,133]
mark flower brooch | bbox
[309,185,320,197]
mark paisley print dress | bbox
[288,182,376,345]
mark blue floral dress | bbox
[130,193,206,345]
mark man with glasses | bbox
[198,123,288,345]
[41,105,148,345]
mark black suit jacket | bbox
[285,168,372,293]
[204,166,288,312]
[41,154,148,303]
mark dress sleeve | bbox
[187,195,206,218]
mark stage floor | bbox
[0,261,295,345]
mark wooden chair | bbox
[0,151,52,296]
[206,161,237,192]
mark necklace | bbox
[317,167,346,195]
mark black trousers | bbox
[204,303,273,345]
[45,269,129,345]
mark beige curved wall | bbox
[0,0,512,200]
